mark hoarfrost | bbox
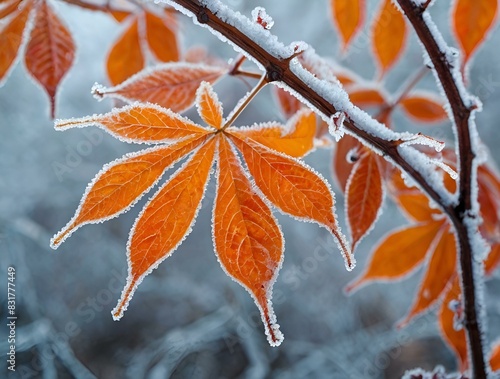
[251,7,274,30]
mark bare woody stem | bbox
[167,0,488,375]
[397,2,487,377]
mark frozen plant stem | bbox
[165,0,489,375]
[221,74,267,130]
[397,1,488,377]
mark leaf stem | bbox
[221,74,267,131]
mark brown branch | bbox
[166,0,488,375]
[396,2,488,378]
[167,0,451,215]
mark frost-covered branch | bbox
[396,1,489,378]
[163,0,455,213]
[161,0,490,375]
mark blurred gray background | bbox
[1,0,500,378]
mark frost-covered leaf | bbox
[330,0,365,51]
[231,109,316,157]
[196,80,223,129]
[345,221,443,292]
[230,134,354,270]
[0,0,32,84]
[24,0,74,118]
[214,136,284,346]
[106,17,144,85]
[400,93,448,123]
[0,0,22,20]
[389,170,440,222]
[452,0,498,67]
[144,10,178,63]
[113,138,216,319]
[346,152,383,250]
[94,63,226,113]
[332,135,361,192]
[400,228,456,326]
[50,135,207,248]
[372,0,407,76]
[55,103,209,144]
[439,279,468,372]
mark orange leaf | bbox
[452,0,498,66]
[372,0,407,76]
[55,103,208,144]
[347,86,387,108]
[346,152,383,250]
[231,109,316,158]
[0,0,22,20]
[439,278,468,372]
[400,93,448,123]
[93,62,226,113]
[109,10,131,23]
[491,343,500,371]
[389,170,441,222]
[50,135,207,248]
[332,134,361,192]
[400,228,456,326]
[113,137,216,319]
[485,244,500,276]
[478,176,500,242]
[106,17,144,86]
[214,136,284,346]
[24,0,74,118]
[346,221,443,292]
[273,86,302,119]
[230,134,354,270]
[0,1,32,84]
[144,11,179,63]
[331,0,365,51]
[196,81,223,129]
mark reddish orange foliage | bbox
[346,152,383,250]
[330,0,365,51]
[106,17,143,86]
[400,93,448,123]
[372,0,407,76]
[452,0,498,67]
[25,0,75,118]
[94,63,226,113]
[0,0,32,83]
[52,82,348,346]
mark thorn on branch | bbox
[197,9,210,24]
[266,65,283,82]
